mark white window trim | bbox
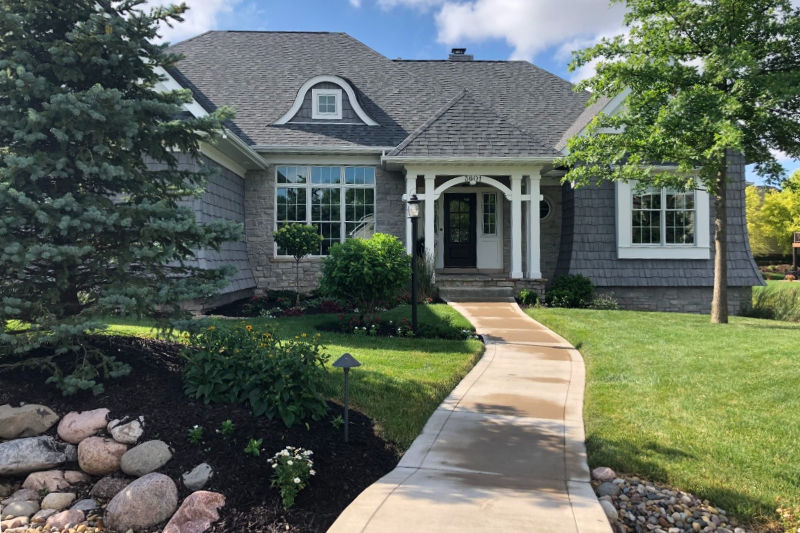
[274,165,376,258]
[616,181,710,259]
[311,88,342,120]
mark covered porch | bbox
[402,165,546,282]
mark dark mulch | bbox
[0,336,399,532]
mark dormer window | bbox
[312,88,342,119]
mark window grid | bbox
[482,193,496,235]
[318,94,336,114]
[632,188,696,245]
[276,166,375,255]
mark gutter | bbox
[253,144,396,155]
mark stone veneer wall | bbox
[597,286,753,315]
[244,163,405,294]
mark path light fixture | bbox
[407,194,420,334]
[332,352,361,443]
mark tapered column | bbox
[510,174,523,279]
[527,170,542,279]
[405,174,416,254]
[424,174,436,261]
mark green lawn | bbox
[525,307,800,528]
[106,304,482,451]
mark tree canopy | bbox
[0,0,238,393]
[559,0,800,322]
[746,171,800,256]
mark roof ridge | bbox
[389,90,468,156]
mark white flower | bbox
[293,477,301,484]
[281,450,290,456]
[287,460,293,466]
[271,463,277,469]
[310,469,316,476]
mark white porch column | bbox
[423,174,436,261]
[405,173,416,254]
[526,170,542,279]
[510,173,523,279]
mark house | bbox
[164,31,763,314]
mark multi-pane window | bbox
[482,193,497,235]
[318,94,336,114]
[632,187,695,245]
[276,166,375,255]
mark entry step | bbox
[438,286,515,303]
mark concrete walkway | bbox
[328,302,611,533]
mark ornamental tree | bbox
[273,223,322,306]
[0,0,240,393]
[560,0,800,323]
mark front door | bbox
[444,193,476,268]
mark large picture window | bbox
[276,166,375,255]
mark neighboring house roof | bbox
[389,90,559,158]
[168,31,593,155]
[555,96,611,152]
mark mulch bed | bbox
[0,336,399,532]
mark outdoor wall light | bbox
[332,352,361,443]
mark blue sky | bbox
[156,0,799,185]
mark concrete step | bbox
[438,286,515,303]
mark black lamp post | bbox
[332,352,361,443]
[407,194,420,334]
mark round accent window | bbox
[540,197,552,220]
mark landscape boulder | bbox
[105,473,178,532]
[591,466,617,482]
[163,491,226,533]
[71,498,99,513]
[90,476,132,500]
[3,499,39,518]
[40,492,76,511]
[0,404,59,439]
[44,509,84,531]
[182,463,213,491]
[77,437,127,475]
[0,436,73,475]
[57,408,109,443]
[107,416,144,445]
[22,469,89,492]
[120,439,172,477]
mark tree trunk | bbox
[295,259,301,308]
[711,155,729,324]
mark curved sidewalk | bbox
[328,302,611,533]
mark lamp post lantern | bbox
[332,352,361,443]
[407,194,420,334]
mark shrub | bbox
[786,274,797,281]
[415,254,436,302]
[182,324,330,427]
[545,274,595,308]
[273,224,322,307]
[268,446,316,509]
[589,293,620,310]
[747,284,800,322]
[518,289,540,306]
[320,234,411,315]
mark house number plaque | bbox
[464,175,483,184]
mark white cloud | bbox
[144,0,239,44]
[434,0,626,64]
[376,0,444,9]
[350,0,362,6]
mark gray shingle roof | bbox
[169,31,593,155]
[389,90,559,158]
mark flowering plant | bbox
[268,446,316,509]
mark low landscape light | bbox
[332,352,361,443]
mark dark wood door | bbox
[444,193,476,268]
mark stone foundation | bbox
[596,286,753,315]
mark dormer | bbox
[274,75,378,126]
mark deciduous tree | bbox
[561,0,800,323]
